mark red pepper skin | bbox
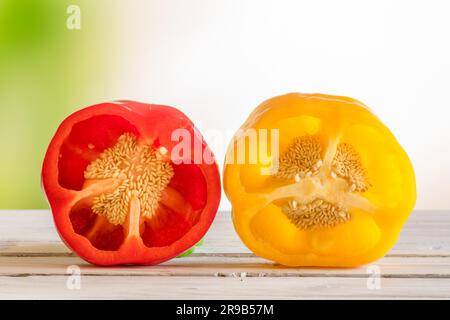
[42,101,220,266]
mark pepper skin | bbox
[223,93,416,267]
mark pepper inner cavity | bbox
[274,134,370,230]
[83,133,174,226]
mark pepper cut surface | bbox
[223,93,416,267]
[42,101,220,265]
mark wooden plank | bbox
[0,276,449,299]
[0,210,448,299]
[0,255,449,278]
[0,210,449,256]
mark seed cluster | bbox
[84,133,174,225]
[275,134,370,230]
[275,135,322,179]
[332,143,370,192]
[282,199,350,230]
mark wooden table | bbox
[0,210,449,299]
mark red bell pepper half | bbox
[42,101,221,265]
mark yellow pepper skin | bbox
[223,93,416,267]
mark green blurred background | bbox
[1,0,449,211]
[0,0,118,208]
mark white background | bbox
[100,0,450,210]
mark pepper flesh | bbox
[223,93,416,267]
[42,101,220,265]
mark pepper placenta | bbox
[223,93,416,267]
[42,101,220,265]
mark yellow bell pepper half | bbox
[223,93,416,267]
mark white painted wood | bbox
[0,256,450,278]
[0,210,449,299]
[0,276,449,299]
[0,210,449,255]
